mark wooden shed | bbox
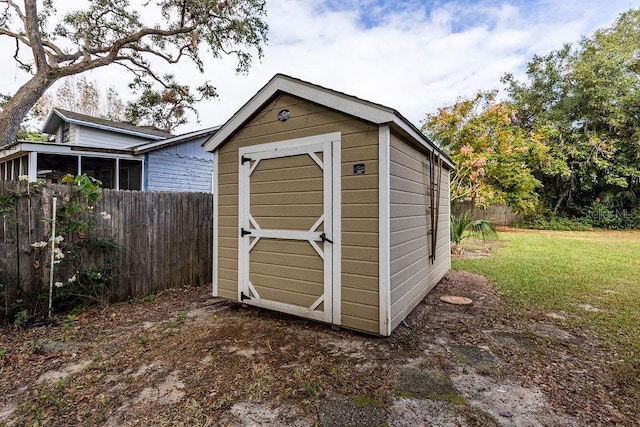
[204,74,454,336]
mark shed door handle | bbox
[319,232,333,244]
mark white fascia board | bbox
[276,78,395,124]
[134,126,221,153]
[45,109,166,140]
[9,143,138,159]
[42,109,62,133]
[0,144,26,161]
[68,120,167,140]
[390,116,456,169]
[204,75,396,152]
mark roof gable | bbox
[133,126,221,155]
[203,74,453,168]
[42,108,173,140]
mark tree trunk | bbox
[0,72,56,146]
[553,175,573,214]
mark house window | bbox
[37,154,78,183]
[81,157,116,189]
[119,160,142,190]
[61,121,70,142]
[20,156,28,177]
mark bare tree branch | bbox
[12,37,31,70]
[0,0,268,145]
[23,0,47,71]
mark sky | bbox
[2,0,640,134]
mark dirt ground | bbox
[0,270,637,426]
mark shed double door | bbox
[238,135,339,323]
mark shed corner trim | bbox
[378,125,392,337]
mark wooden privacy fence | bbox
[0,181,212,321]
[452,200,523,226]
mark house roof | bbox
[203,73,454,168]
[42,108,174,140]
[133,126,221,155]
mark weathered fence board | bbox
[0,181,213,321]
[452,201,523,226]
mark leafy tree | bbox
[504,9,640,215]
[0,0,268,146]
[32,76,126,122]
[423,90,544,214]
[124,76,216,132]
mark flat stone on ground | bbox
[440,295,473,305]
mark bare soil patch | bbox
[0,271,636,426]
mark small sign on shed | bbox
[353,163,365,175]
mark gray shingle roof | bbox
[43,108,174,139]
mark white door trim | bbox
[237,132,341,324]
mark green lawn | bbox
[453,229,640,385]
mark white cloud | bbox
[1,0,639,133]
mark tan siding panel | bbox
[389,133,449,332]
[251,204,323,219]
[341,302,378,324]
[254,287,324,309]
[219,216,238,228]
[342,204,378,218]
[390,175,430,197]
[342,315,378,334]
[391,225,428,247]
[343,174,378,191]
[215,94,380,334]
[342,145,378,162]
[342,259,378,280]
[390,236,430,264]
[342,245,378,262]
[219,246,237,259]
[251,177,323,194]
[219,267,237,281]
[250,165,323,183]
[342,287,378,307]
[343,189,377,204]
[390,216,427,232]
[252,191,322,206]
[250,238,324,307]
[342,273,380,290]
[342,231,378,247]
[235,110,350,141]
[343,219,378,233]
[218,257,236,270]
[218,285,236,300]
[390,242,429,277]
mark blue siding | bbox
[145,136,212,192]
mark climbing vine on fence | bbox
[17,175,122,322]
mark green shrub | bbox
[516,215,593,231]
[519,207,640,231]
[583,205,640,229]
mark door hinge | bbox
[241,227,252,237]
[240,292,251,301]
[241,155,252,165]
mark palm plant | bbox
[450,211,498,254]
